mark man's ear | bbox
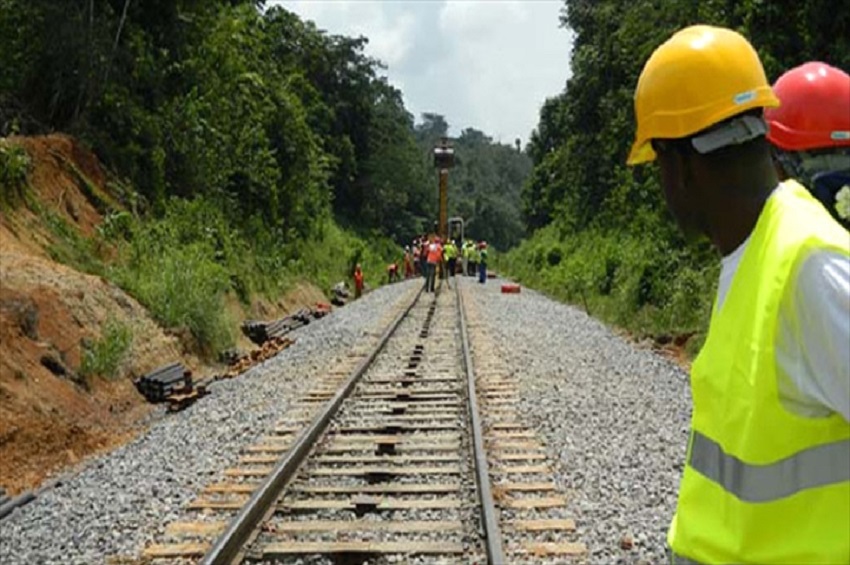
[679,148,696,193]
[656,142,686,191]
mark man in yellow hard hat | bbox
[628,25,849,564]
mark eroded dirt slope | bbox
[0,135,326,494]
[0,135,192,493]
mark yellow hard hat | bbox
[627,25,780,165]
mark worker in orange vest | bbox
[353,263,364,299]
[425,235,443,293]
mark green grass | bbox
[291,222,403,295]
[80,317,133,379]
[0,139,30,208]
[30,189,403,360]
[38,204,107,276]
[102,199,402,357]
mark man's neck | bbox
[707,184,777,256]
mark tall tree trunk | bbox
[103,0,131,87]
[71,0,95,125]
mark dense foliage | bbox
[1,1,420,354]
[0,139,30,206]
[0,0,442,242]
[0,0,531,353]
[506,0,849,346]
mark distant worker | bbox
[353,263,364,299]
[425,235,442,293]
[444,239,458,287]
[412,240,422,276]
[461,240,470,277]
[403,246,414,279]
[419,235,429,278]
[477,241,488,283]
[387,261,399,283]
[764,62,850,230]
[468,240,479,277]
[629,25,850,564]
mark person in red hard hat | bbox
[765,62,850,229]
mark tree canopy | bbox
[1,1,444,243]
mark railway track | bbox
[142,279,586,564]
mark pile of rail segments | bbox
[134,363,208,412]
[241,303,331,346]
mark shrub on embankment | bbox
[98,198,399,356]
[10,152,398,358]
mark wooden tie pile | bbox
[218,336,295,380]
[135,305,332,413]
[134,363,194,403]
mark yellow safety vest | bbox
[669,180,850,564]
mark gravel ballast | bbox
[0,280,416,565]
[460,276,691,564]
[2,274,693,564]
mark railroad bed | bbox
[142,283,586,564]
[0,276,689,564]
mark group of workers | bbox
[628,26,849,564]
[359,236,491,297]
[400,235,489,292]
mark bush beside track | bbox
[498,223,719,358]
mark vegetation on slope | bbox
[504,0,849,351]
[0,1,528,357]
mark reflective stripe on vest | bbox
[690,431,850,503]
[670,552,702,565]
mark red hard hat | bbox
[765,62,850,151]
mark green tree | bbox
[508,0,850,344]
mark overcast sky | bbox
[267,0,574,146]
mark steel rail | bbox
[201,285,425,565]
[457,282,506,564]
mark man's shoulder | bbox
[794,250,849,292]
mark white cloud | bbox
[268,0,573,145]
[439,0,527,35]
[274,0,416,67]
